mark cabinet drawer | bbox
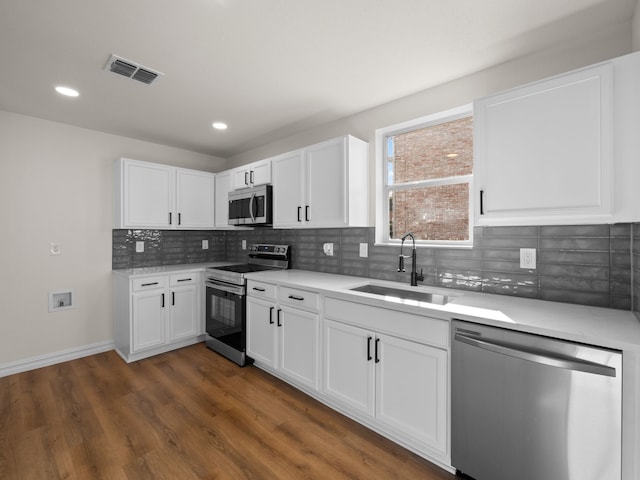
[325,297,449,349]
[247,280,277,300]
[132,275,166,292]
[279,286,319,311]
[170,273,198,286]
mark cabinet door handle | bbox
[244,171,249,185]
[288,295,304,301]
[250,170,254,184]
[177,278,192,282]
[161,293,165,308]
[297,206,302,222]
[141,282,158,287]
[375,338,380,363]
[171,291,175,306]
[169,212,172,225]
[269,306,274,324]
[305,205,310,222]
[277,309,282,327]
[479,190,485,215]
[253,286,266,292]
[367,336,373,361]
[178,212,181,225]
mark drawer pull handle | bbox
[288,295,304,301]
[177,278,192,282]
[141,282,159,287]
[253,287,266,292]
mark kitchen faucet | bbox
[397,232,424,286]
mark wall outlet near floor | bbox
[323,243,334,256]
[520,248,536,269]
[135,241,144,253]
[359,243,368,258]
[202,239,209,250]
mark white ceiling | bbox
[0,0,635,158]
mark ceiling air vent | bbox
[104,54,163,85]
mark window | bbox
[375,105,473,246]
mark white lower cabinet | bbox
[246,282,320,391]
[323,319,448,457]
[114,271,203,362]
[246,281,450,468]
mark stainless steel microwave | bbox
[228,184,273,226]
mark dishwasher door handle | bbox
[454,333,617,377]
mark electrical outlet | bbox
[49,242,61,256]
[136,241,144,253]
[359,243,368,258]
[323,243,334,256]
[520,248,536,269]
[202,239,209,250]
[242,239,247,250]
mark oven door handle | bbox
[206,279,245,296]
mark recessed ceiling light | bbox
[55,86,79,97]
[212,122,228,130]
[446,153,458,158]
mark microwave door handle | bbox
[249,193,256,223]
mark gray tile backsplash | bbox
[114,223,640,312]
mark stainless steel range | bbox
[204,244,290,366]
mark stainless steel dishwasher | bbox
[451,320,622,480]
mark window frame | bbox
[374,104,474,247]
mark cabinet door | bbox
[246,297,277,368]
[131,290,166,352]
[323,320,375,416]
[232,167,251,190]
[175,169,215,229]
[123,161,174,228]
[306,137,347,227]
[475,63,613,225]
[250,160,271,186]
[279,307,319,390]
[375,334,448,455]
[169,285,198,341]
[214,170,232,228]
[272,150,305,227]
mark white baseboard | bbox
[0,340,115,378]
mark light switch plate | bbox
[520,248,536,269]
[136,241,144,253]
[202,239,209,250]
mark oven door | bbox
[205,279,246,352]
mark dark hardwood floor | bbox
[0,343,458,479]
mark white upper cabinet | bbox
[114,158,215,230]
[474,62,614,225]
[176,168,215,229]
[272,135,369,229]
[214,169,233,228]
[232,158,271,190]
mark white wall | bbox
[227,21,631,169]
[0,111,224,367]
[633,0,640,51]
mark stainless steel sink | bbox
[349,284,450,305]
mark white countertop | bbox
[112,262,234,277]
[245,269,640,351]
